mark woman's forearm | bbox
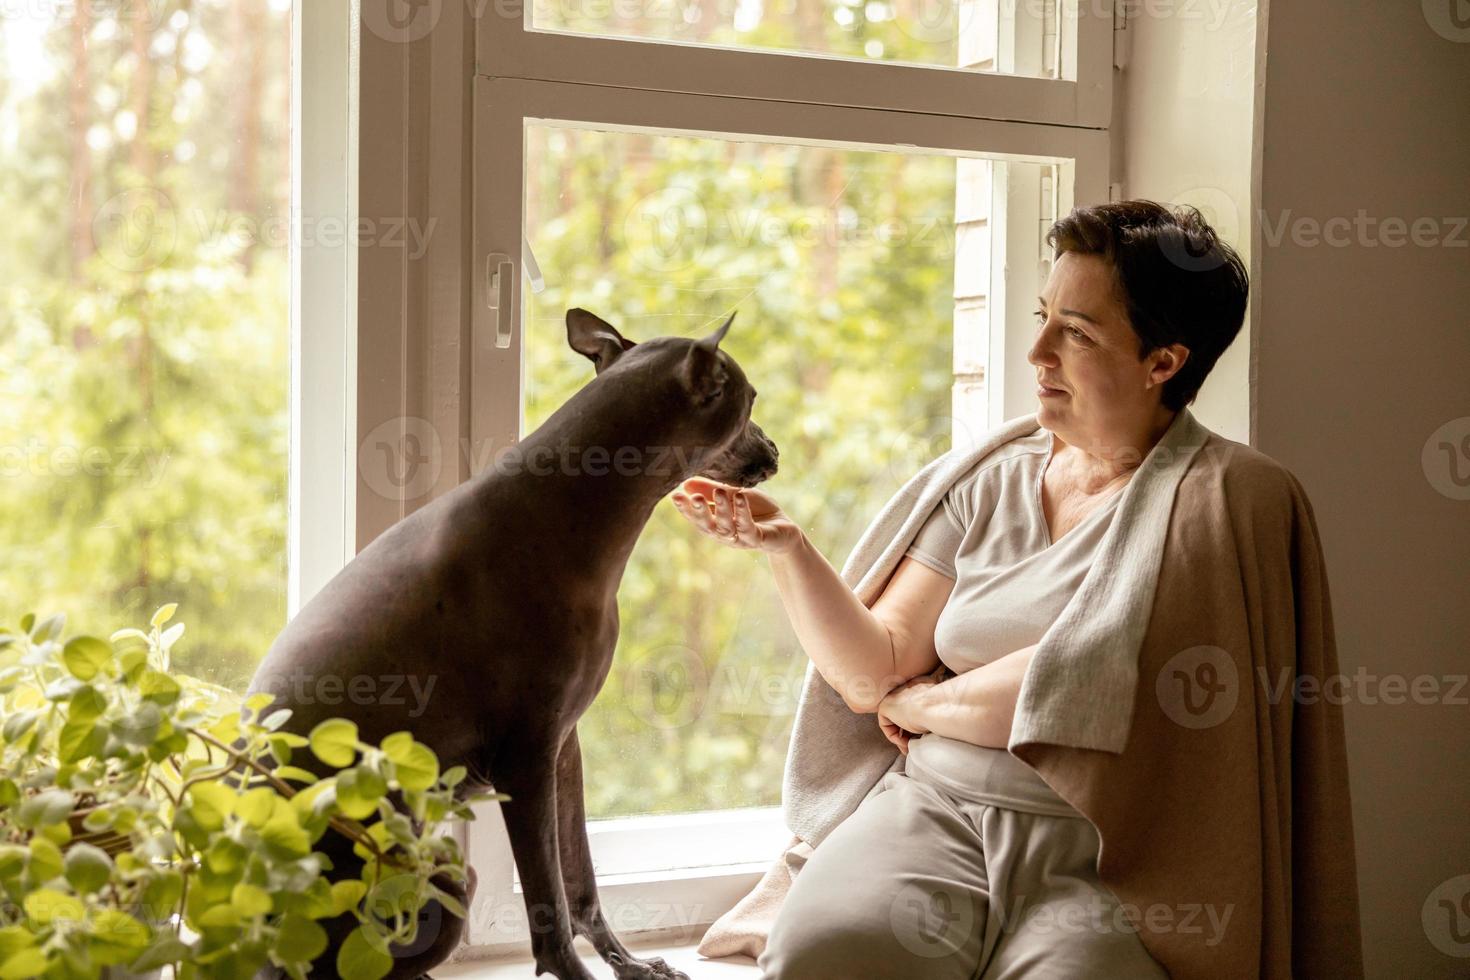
[916,643,1039,748]
[766,532,904,713]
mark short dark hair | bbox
[1044,199,1249,412]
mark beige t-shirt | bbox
[898,427,1125,815]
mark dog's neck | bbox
[477,375,708,592]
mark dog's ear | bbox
[699,311,735,351]
[680,312,734,406]
[567,308,637,375]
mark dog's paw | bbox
[608,952,690,980]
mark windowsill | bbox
[440,936,760,978]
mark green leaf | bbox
[429,883,467,919]
[150,603,179,628]
[336,926,392,980]
[108,627,149,646]
[17,788,74,829]
[187,782,236,831]
[441,765,467,788]
[273,765,320,785]
[205,837,247,875]
[36,821,71,848]
[59,716,106,762]
[366,873,420,925]
[231,882,274,917]
[67,685,107,720]
[0,780,18,807]
[0,925,35,960]
[159,622,185,650]
[61,636,112,680]
[140,869,183,917]
[381,732,438,792]
[245,691,276,715]
[113,698,164,746]
[259,814,311,858]
[89,908,150,950]
[206,712,241,744]
[236,787,276,827]
[197,903,243,928]
[272,913,328,963]
[63,842,113,894]
[0,948,48,980]
[19,614,34,634]
[332,770,380,821]
[81,807,116,832]
[137,668,182,705]
[330,880,367,917]
[30,613,64,643]
[309,718,359,768]
[127,935,192,972]
[2,710,39,743]
[26,836,64,884]
[23,888,84,927]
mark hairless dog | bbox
[247,308,779,978]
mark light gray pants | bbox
[757,750,1171,979]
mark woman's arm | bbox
[766,532,919,713]
[879,642,1040,749]
[671,480,951,714]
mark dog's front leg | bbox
[556,729,691,980]
[499,745,599,980]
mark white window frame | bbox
[462,1,1113,947]
[291,0,359,614]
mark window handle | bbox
[486,252,514,349]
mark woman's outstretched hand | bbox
[670,478,804,555]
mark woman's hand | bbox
[670,478,804,555]
[876,670,943,755]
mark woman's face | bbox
[1027,251,1187,451]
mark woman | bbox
[670,202,1358,978]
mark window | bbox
[0,0,306,688]
[464,0,1112,956]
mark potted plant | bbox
[0,605,503,979]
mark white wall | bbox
[1114,0,1258,442]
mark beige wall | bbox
[1121,1,1469,973]
[1249,1,1470,976]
